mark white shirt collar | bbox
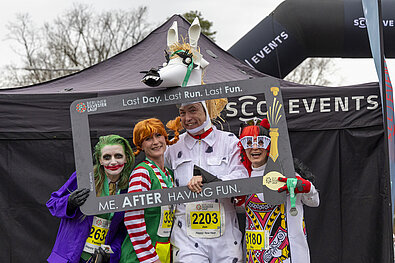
[184,126,216,149]
[252,163,267,172]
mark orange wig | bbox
[133,118,182,156]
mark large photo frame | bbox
[70,77,295,215]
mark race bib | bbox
[186,202,225,238]
[157,205,174,237]
[246,230,269,251]
[83,216,111,254]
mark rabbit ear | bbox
[167,21,179,48]
[188,17,201,49]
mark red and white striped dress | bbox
[124,160,171,263]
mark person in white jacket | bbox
[238,117,319,263]
[165,101,248,263]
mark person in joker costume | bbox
[141,18,248,263]
[238,118,319,263]
[47,135,135,263]
[120,118,182,263]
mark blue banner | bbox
[362,0,395,215]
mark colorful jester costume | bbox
[245,164,319,263]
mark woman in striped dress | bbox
[120,118,182,263]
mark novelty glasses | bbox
[240,136,271,150]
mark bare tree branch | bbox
[284,58,339,86]
[1,4,151,87]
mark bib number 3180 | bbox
[246,230,269,250]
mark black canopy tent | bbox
[228,0,395,78]
[0,15,391,262]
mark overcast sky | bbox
[1,0,393,86]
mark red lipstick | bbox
[105,164,124,171]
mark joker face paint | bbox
[99,144,126,182]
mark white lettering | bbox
[226,102,237,117]
[154,193,162,204]
[262,46,271,54]
[229,184,238,194]
[184,90,202,99]
[109,200,115,210]
[256,50,266,59]
[289,99,300,114]
[98,202,109,211]
[122,197,133,208]
[122,97,140,106]
[241,101,254,116]
[184,191,192,199]
[352,96,364,110]
[142,96,160,104]
[268,40,278,50]
[244,59,255,68]
[138,194,145,205]
[251,56,260,64]
[257,101,267,116]
[225,86,241,93]
[202,187,213,197]
[164,92,182,101]
[205,87,222,96]
[383,20,394,27]
[320,98,331,112]
[133,195,139,206]
[303,99,316,113]
[335,97,349,112]
[176,192,185,201]
[146,193,153,205]
[280,31,288,40]
[215,184,238,195]
[168,192,176,202]
[367,95,379,110]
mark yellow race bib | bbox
[190,211,220,229]
[246,230,269,250]
[157,205,174,237]
[186,202,225,238]
[83,216,110,254]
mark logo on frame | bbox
[76,102,87,113]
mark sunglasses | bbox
[240,136,271,150]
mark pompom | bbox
[260,118,270,129]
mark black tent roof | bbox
[0,15,266,95]
[0,14,383,137]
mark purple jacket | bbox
[46,172,127,263]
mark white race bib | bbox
[83,216,111,254]
[186,202,225,238]
[157,205,174,237]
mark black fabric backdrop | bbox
[0,83,392,262]
[0,15,392,263]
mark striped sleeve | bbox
[124,167,159,263]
